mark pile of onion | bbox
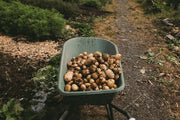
[64,51,122,92]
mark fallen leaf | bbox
[140,67,146,74]
[159,73,165,77]
[140,55,148,60]
[175,75,180,79]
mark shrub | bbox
[0,1,65,40]
[63,0,82,3]
[70,22,95,37]
[135,0,180,26]
[83,0,102,9]
[82,0,112,9]
[165,0,180,9]
[166,39,180,47]
[0,99,24,120]
[136,0,179,13]
[14,0,81,19]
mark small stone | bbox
[165,34,175,40]
[174,46,180,52]
[162,18,173,26]
[135,103,139,107]
[153,29,157,32]
[172,27,179,34]
[159,73,165,77]
[140,67,145,74]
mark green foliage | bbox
[0,54,62,120]
[83,0,102,9]
[48,54,61,67]
[32,54,61,91]
[82,0,112,9]
[136,0,179,14]
[166,39,180,47]
[63,0,82,3]
[0,99,24,120]
[12,0,81,19]
[70,22,95,37]
[164,55,180,65]
[32,65,58,90]
[167,44,174,50]
[135,0,180,26]
[0,1,65,40]
[165,0,180,9]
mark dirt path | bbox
[112,0,169,119]
[67,0,171,120]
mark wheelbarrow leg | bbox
[110,103,135,120]
[105,104,114,120]
[58,105,70,120]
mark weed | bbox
[70,21,95,37]
[156,79,173,83]
[83,0,102,9]
[164,55,180,65]
[48,54,61,67]
[168,44,175,50]
[0,99,24,120]
[135,0,180,26]
[32,65,58,91]
[166,39,180,47]
[5,71,12,83]
[148,57,164,66]
[140,49,164,65]
[32,54,61,92]
[89,15,96,23]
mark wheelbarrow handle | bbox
[110,103,136,120]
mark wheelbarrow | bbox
[58,37,135,120]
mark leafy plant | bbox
[82,0,112,9]
[164,55,180,65]
[166,39,180,47]
[140,49,164,66]
[48,54,61,67]
[32,65,58,91]
[70,22,95,37]
[7,0,81,19]
[135,0,180,25]
[83,0,102,9]
[0,99,24,120]
[32,54,61,92]
[0,1,65,40]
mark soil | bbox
[0,35,62,106]
[67,0,179,120]
[0,0,179,120]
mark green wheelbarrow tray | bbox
[58,37,125,105]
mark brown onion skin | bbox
[64,52,122,92]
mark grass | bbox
[135,0,180,27]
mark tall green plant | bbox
[0,99,24,120]
[13,0,81,19]
[0,1,65,40]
